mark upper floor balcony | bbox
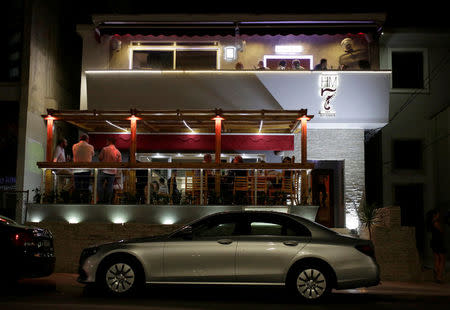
[78,13,390,129]
[83,69,390,130]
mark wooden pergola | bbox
[43,108,314,164]
[40,108,314,204]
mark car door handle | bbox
[217,239,233,245]
[283,240,299,246]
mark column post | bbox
[299,115,311,205]
[45,115,55,162]
[128,114,140,195]
[213,113,224,197]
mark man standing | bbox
[97,137,122,203]
[72,134,94,203]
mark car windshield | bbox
[0,215,18,225]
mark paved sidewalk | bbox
[15,274,450,297]
[337,280,450,296]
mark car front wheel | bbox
[99,257,143,296]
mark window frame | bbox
[388,47,429,94]
[129,43,221,70]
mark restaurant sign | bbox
[319,74,338,117]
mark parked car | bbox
[0,215,55,280]
[78,211,379,301]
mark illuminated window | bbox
[130,42,220,70]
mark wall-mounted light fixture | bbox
[275,45,303,54]
[224,46,237,61]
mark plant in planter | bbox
[32,187,41,204]
[357,200,381,240]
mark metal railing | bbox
[35,162,314,206]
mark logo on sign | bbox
[319,74,338,117]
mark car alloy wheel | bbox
[295,267,328,300]
[106,263,136,293]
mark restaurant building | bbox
[20,13,391,232]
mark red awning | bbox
[89,133,294,152]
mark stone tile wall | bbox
[29,222,182,273]
[286,129,365,226]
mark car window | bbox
[246,214,311,237]
[251,222,283,235]
[192,214,241,238]
[195,222,237,237]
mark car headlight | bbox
[79,247,99,264]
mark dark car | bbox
[0,215,55,280]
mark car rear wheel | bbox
[289,265,331,302]
[99,257,143,296]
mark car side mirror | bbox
[178,225,193,240]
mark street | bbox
[0,274,449,310]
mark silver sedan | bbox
[78,211,379,301]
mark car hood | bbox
[115,234,170,245]
[5,222,52,238]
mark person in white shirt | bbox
[53,138,68,194]
[53,139,67,162]
[72,134,94,203]
[97,137,122,203]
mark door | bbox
[312,169,334,227]
[236,213,311,283]
[163,213,242,282]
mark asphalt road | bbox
[0,274,449,310]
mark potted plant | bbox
[357,200,380,240]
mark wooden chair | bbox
[185,171,207,205]
[281,171,300,205]
[249,175,268,205]
[233,172,250,204]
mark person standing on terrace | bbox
[72,134,94,203]
[97,137,122,204]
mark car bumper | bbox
[77,255,99,284]
[335,260,380,290]
[19,256,55,278]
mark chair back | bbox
[251,176,267,193]
[233,176,249,192]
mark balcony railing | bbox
[35,162,314,207]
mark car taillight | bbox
[355,243,375,259]
[11,231,35,247]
